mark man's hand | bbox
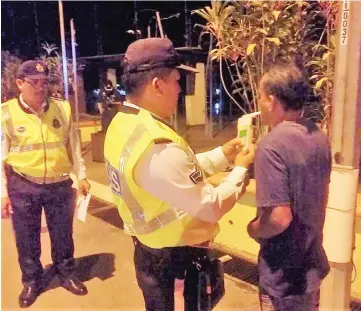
[234,144,255,168]
[1,197,13,219]
[78,179,91,196]
[222,138,244,163]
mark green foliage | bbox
[39,42,74,96]
[194,0,338,130]
[1,51,22,101]
[1,42,75,101]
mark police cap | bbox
[122,38,198,74]
[17,60,49,79]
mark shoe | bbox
[19,285,39,308]
[61,277,88,296]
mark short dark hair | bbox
[121,67,174,96]
[261,60,310,111]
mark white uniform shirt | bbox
[1,95,87,196]
[125,103,247,223]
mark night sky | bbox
[1,1,208,59]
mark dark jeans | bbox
[8,172,76,286]
[259,287,319,311]
[133,238,209,311]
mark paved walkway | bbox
[1,123,261,311]
[2,122,360,310]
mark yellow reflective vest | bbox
[1,97,72,183]
[104,106,218,248]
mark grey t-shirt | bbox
[255,120,331,298]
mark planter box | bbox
[91,131,105,163]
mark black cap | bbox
[122,38,198,74]
[17,60,49,79]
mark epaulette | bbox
[154,138,173,144]
[50,97,66,102]
[1,97,16,108]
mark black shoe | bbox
[61,277,88,296]
[19,285,39,308]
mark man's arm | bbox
[248,146,291,241]
[134,143,253,223]
[247,205,293,239]
[1,129,12,217]
[67,116,90,195]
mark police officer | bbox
[104,38,255,311]
[97,79,125,132]
[1,60,90,308]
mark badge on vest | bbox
[16,126,26,133]
[106,160,122,196]
[189,164,203,184]
[52,118,61,129]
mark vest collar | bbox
[123,102,175,130]
[18,94,49,115]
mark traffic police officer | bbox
[104,38,255,311]
[1,60,90,308]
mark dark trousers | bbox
[133,238,208,311]
[259,288,319,311]
[8,172,76,286]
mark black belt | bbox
[132,236,210,254]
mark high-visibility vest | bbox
[104,107,218,248]
[1,97,72,184]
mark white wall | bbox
[185,63,206,126]
[107,68,117,86]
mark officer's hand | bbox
[1,197,13,219]
[234,144,255,168]
[222,138,244,163]
[78,179,91,196]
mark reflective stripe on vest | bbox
[9,141,66,153]
[119,123,181,235]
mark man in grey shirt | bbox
[247,61,331,310]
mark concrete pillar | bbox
[107,68,117,86]
[185,63,206,126]
[320,1,361,310]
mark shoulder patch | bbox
[154,138,173,144]
[50,97,66,102]
[189,164,203,184]
[1,98,16,108]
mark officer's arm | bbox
[196,147,231,176]
[1,130,9,198]
[134,143,248,223]
[67,115,87,181]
